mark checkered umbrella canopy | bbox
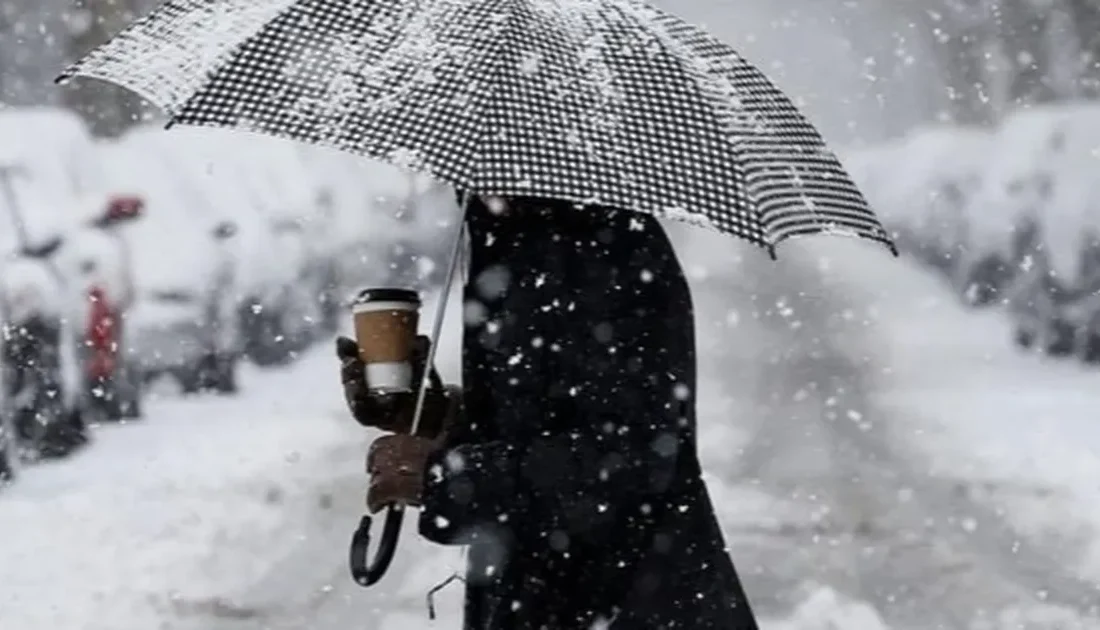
[60,0,895,257]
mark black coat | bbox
[419,196,759,630]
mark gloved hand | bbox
[366,433,440,513]
[336,335,452,438]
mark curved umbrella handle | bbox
[349,505,405,587]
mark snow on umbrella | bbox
[58,0,896,258]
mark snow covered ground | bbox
[829,240,1100,589]
[0,354,366,630]
[4,232,1100,629]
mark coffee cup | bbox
[352,288,421,394]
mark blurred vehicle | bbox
[1060,232,1100,364]
[998,216,1075,356]
[142,127,322,367]
[1016,105,1100,363]
[238,216,319,366]
[958,106,1064,309]
[234,148,322,364]
[97,138,242,394]
[0,244,84,463]
[0,108,108,466]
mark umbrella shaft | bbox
[410,192,469,436]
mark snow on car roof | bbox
[0,107,96,256]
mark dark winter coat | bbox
[419,196,759,630]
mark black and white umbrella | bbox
[60,0,895,258]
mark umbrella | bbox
[58,0,895,259]
[58,0,898,588]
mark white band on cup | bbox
[353,300,418,315]
[364,361,413,393]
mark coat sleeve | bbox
[419,233,691,547]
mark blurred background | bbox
[3,1,1100,629]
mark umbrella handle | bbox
[349,505,405,587]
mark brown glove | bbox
[366,433,439,513]
[336,335,454,439]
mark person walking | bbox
[338,194,760,629]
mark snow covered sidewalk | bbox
[0,351,367,630]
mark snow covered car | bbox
[122,217,241,394]
[1021,106,1100,364]
[978,105,1100,359]
[0,110,147,422]
[132,126,324,366]
[236,219,321,366]
[1000,217,1076,356]
[956,108,1063,307]
[222,135,328,364]
[0,242,86,463]
[0,108,107,465]
[97,138,243,394]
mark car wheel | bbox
[1013,326,1035,350]
[1080,333,1100,365]
[118,369,144,419]
[955,255,1011,308]
[1046,319,1076,357]
[176,366,202,395]
[38,406,90,460]
[85,376,122,422]
[255,320,293,366]
[241,302,289,367]
[0,417,15,484]
[214,354,239,395]
[119,393,143,418]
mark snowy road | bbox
[41,235,1087,630]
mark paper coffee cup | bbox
[352,288,421,394]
